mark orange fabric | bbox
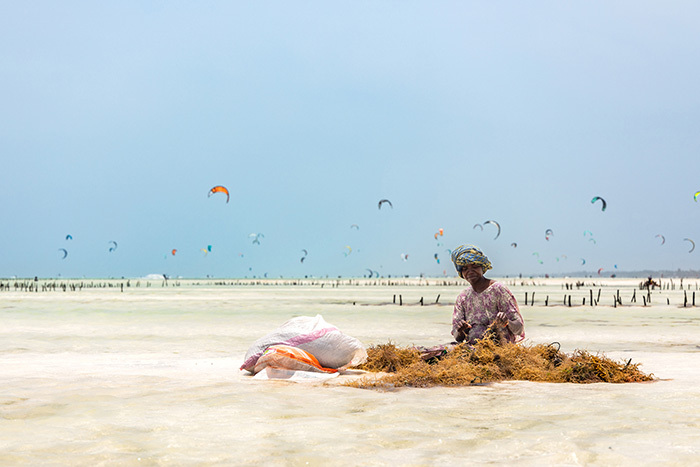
[260,345,338,373]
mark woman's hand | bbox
[494,312,509,328]
[456,319,472,339]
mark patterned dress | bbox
[451,281,525,344]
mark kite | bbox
[344,246,352,256]
[434,228,444,239]
[208,185,230,203]
[581,258,586,265]
[598,268,604,275]
[58,248,68,259]
[511,243,517,248]
[473,224,483,231]
[300,249,308,263]
[378,199,393,210]
[583,230,593,237]
[65,234,73,240]
[249,233,264,245]
[655,234,665,245]
[484,220,501,239]
[684,238,696,253]
[108,241,118,252]
[434,253,440,264]
[694,191,700,202]
[400,253,409,261]
[545,229,553,241]
[589,238,597,245]
[591,196,607,211]
[171,249,177,256]
[350,224,359,230]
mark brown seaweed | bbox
[347,338,654,389]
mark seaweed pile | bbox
[346,339,654,389]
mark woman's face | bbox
[461,263,485,284]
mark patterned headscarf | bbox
[451,244,492,273]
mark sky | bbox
[1,1,699,279]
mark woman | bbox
[451,245,524,345]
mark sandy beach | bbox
[1,277,699,465]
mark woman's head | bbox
[451,245,492,279]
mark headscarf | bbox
[451,244,492,273]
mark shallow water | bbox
[1,279,699,465]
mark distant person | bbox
[450,245,524,345]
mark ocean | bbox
[1,277,699,465]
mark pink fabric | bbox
[451,281,525,344]
[239,326,339,370]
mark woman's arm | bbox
[496,285,525,341]
[451,292,470,341]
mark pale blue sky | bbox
[1,1,699,278]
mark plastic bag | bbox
[253,345,338,374]
[240,315,367,373]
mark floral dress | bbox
[451,281,525,344]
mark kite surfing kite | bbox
[108,241,118,252]
[344,246,352,257]
[684,238,696,253]
[434,253,440,264]
[484,220,501,239]
[545,229,553,240]
[655,234,665,245]
[694,191,700,202]
[171,249,177,256]
[65,234,73,240]
[300,249,308,263]
[473,224,483,231]
[208,185,230,203]
[581,258,586,265]
[511,243,517,248]
[58,248,68,259]
[378,199,393,210]
[249,233,264,245]
[400,253,409,261]
[350,224,359,230]
[591,196,607,211]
